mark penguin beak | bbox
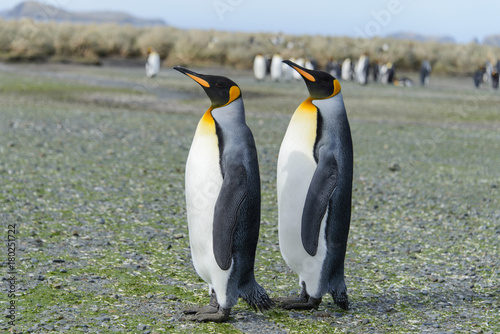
[173,66,211,88]
[283,60,316,82]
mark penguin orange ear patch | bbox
[228,86,241,103]
[332,79,341,96]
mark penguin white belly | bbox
[185,122,232,305]
[253,55,267,81]
[277,102,328,297]
[146,52,160,77]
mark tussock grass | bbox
[1,19,499,74]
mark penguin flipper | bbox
[301,150,338,256]
[213,164,247,271]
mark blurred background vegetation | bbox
[1,18,499,75]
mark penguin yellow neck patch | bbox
[186,73,210,88]
[299,98,318,113]
[196,108,216,136]
[227,86,241,104]
[327,79,341,98]
[219,85,241,108]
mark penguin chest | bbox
[185,120,224,284]
[277,101,329,295]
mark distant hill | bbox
[386,32,456,44]
[483,35,500,47]
[0,1,166,26]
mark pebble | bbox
[53,259,66,263]
[166,294,178,301]
[314,311,330,318]
[138,323,148,330]
[388,163,401,172]
[96,315,111,322]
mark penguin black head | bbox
[173,66,241,109]
[283,60,341,100]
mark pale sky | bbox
[1,0,499,43]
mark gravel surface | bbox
[0,63,498,333]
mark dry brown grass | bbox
[0,18,498,74]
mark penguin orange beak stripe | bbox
[292,66,316,82]
[186,73,210,88]
[173,66,211,88]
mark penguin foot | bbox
[183,305,218,315]
[275,296,322,310]
[273,283,322,310]
[186,308,231,323]
[183,292,220,315]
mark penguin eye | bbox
[215,82,223,87]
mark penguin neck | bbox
[297,97,318,114]
[310,93,346,116]
[211,97,246,128]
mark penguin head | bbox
[283,60,341,100]
[173,66,241,109]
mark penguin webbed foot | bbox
[186,307,231,323]
[184,292,230,322]
[183,305,218,315]
[273,283,322,310]
[274,296,322,310]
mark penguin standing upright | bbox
[174,67,273,322]
[356,54,370,85]
[253,54,267,81]
[276,60,353,310]
[271,54,283,81]
[420,60,432,86]
[145,47,160,78]
[341,58,352,81]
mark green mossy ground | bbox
[0,64,498,333]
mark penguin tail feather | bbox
[241,282,274,312]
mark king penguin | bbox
[173,66,273,322]
[253,54,267,81]
[145,47,160,78]
[276,60,353,310]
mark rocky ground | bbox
[0,63,498,333]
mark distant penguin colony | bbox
[174,66,273,322]
[275,60,353,310]
[145,47,160,78]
